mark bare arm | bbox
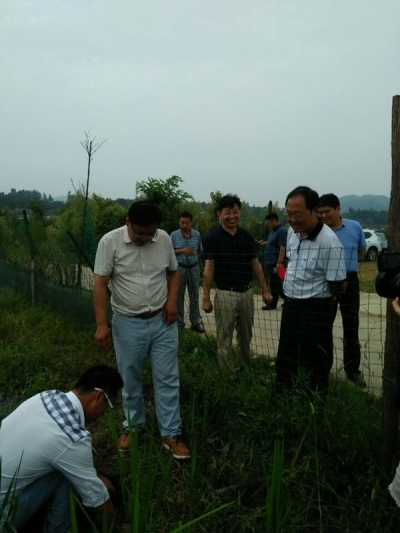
[328,280,348,297]
[164,269,179,325]
[88,474,116,526]
[393,297,400,317]
[276,245,286,266]
[174,247,194,256]
[91,498,115,526]
[202,259,215,313]
[358,247,367,261]
[251,258,273,303]
[94,274,111,349]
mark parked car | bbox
[363,229,383,261]
[373,229,388,251]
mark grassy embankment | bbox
[0,288,399,532]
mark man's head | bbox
[126,201,162,246]
[217,194,241,231]
[285,186,319,235]
[179,211,193,233]
[318,193,341,229]
[265,212,280,229]
[73,365,123,422]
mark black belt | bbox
[178,262,198,269]
[285,297,332,302]
[132,308,163,319]
[217,285,250,293]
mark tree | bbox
[135,175,193,233]
[78,130,107,226]
[382,95,400,470]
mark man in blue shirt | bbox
[170,212,204,333]
[259,213,287,310]
[319,193,367,388]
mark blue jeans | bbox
[112,313,182,438]
[177,265,201,327]
[14,471,71,532]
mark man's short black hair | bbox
[265,212,279,221]
[128,201,162,226]
[217,194,242,211]
[285,186,319,211]
[74,365,123,397]
[319,193,340,209]
[179,211,193,221]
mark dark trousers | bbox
[275,297,334,394]
[333,271,361,377]
[265,264,284,307]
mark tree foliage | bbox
[0,189,63,213]
[135,176,194,233]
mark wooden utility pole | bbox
[382,95,400,471]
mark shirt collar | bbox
[336,217,345,230]
[122,225,159,244]
[67,391,86,428]
[295,219,324,241]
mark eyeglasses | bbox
[130,229,157,240]
[94,387,114,410]
[284,210,311,221]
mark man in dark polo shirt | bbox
[259,212,287,310]
[202,194,272,371]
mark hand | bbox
[393,297,400,317]
[262,291,273,304]
[258,240,266,245]
[182,247,194,255]
[162,300,178,325]
[202,298,213,313]
[95,325,111,350]
[97,473,116,495]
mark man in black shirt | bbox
[202,194,272,370]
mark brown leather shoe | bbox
[163,437,191,459]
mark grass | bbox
[359,260,379,293]
[0,291,399,532]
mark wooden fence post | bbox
[382,95,400,471]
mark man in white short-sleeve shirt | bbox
[0,365,123,532]
[93,201,190,460]
[274,186,347,396]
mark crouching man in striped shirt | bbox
[0,365,123,532]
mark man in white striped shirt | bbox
[0,365,122,532]
[170,211,204,333]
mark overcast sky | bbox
[1,1,399,206]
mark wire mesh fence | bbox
[178,260,387,398]
[0,217,387,399]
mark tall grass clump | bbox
[0,291,399,531]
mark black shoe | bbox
[191,324,205,334]
[262,304,277,310]
[347,373,367,388]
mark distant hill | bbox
[339,194,389,212]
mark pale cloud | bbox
[0,0,398,205]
